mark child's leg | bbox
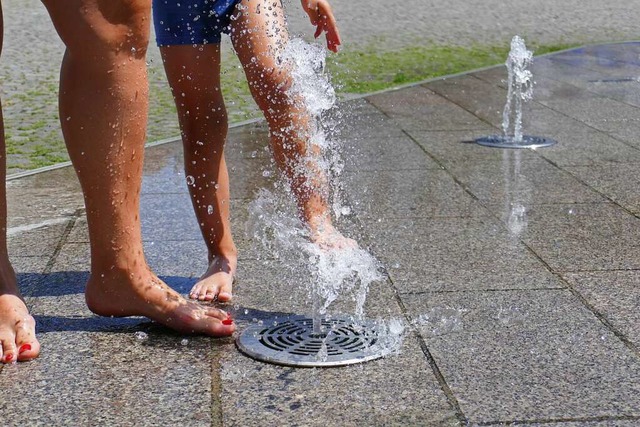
[159,44,236,302]
[229,0,355,249]
[0,4,40,363]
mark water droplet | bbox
[186,175,195,186]
[135,331,148,341]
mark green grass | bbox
[7,41,577,172]
[327,43,576,93]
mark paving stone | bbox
[361,216,563,293]
[342,169,480,219]
[531,123,640,167]
[515,202,640,272]
[0,314,216,426]
[537,96,640,139]
[7,220,69,257]
[219,334,458,427]
[565,163,640,214]
[445,156,605,207]
[329,97,408,140]
[6,167,83,228]
[343,133,440,172]
[401,289,640,424]
[563,270,640,349]
[368,85,489,131]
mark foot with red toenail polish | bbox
[1,259,41,363]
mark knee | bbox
[247,64,295,112]
[90,2,152,59]
[45,0,151,61]
[180,100,229,148]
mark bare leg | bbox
[159,44,236,302]
[230,0,355,249]
[41,0,234,335]
[0,4,40,363]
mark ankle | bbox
[207,245,238,263]
[0,257,18,294]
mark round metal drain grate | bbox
[475,135,557,149]
[236,315,390,367]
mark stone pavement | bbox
[2,42,640,426]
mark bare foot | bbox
[310,220,358,251]
[85,265,235,336]
[190,254,237,303]
[0,264,40,364]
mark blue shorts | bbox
[152,0,243,46]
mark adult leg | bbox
[0,2,40,363]
[41,0,234,335]
[159,44,236,302]
[230,0,354,248]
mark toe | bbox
[15,315,39,362]
[202,316,235,336]
[189,283,203,300]
[218,279,233,303]
[202,290,216,302]
[0,333,17,364]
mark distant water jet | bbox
[475,36,557,149]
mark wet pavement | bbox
[2,42,640,426]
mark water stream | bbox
[247,38,383,332]
[501,35,534,143]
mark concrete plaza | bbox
[1,42,640,426]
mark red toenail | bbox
[5,354,13,362]
[19,344,31,354]
[222,319,233,326]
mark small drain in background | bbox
[475,135,557,149]
[236,315,391,368]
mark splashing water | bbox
[248,187,382,321]
[413,307,468,338]
[247,38,382,326]
[372,317,405,356]
[502,36,534,143]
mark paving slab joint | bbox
[390,282,468,425]
[42,207,84,276]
